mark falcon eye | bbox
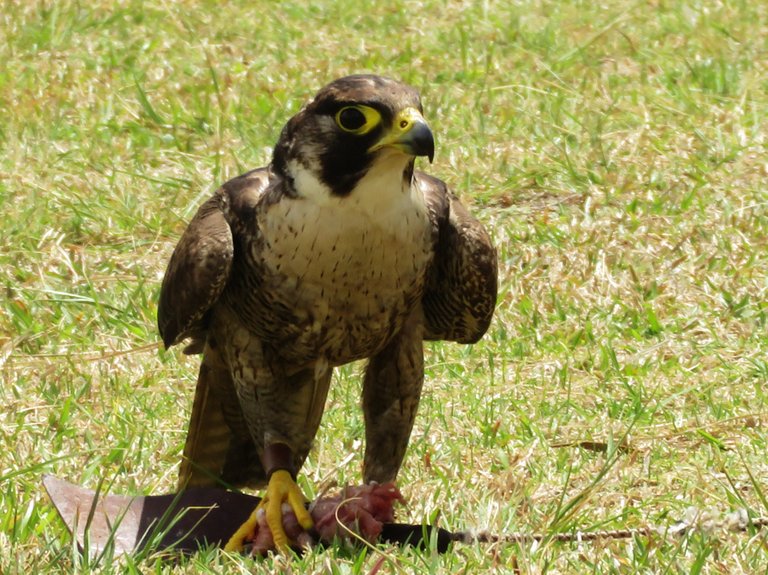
[339,108,366,130]
[335,105,381,135]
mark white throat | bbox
[287,152,424,218]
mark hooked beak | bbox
[368,107,435,163]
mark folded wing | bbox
[419,173,498,344]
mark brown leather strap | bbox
[262,443,296,479]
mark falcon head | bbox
[272,75,435,198]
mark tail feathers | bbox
[178,351,265,490]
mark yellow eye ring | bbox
[335,105,381,135]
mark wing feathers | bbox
[158,192,234,349]
[419,173,498,343]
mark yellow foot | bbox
[224,470,314,553]
[224,506,260,552]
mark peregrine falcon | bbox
[158,74,498,550]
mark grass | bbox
[2,0,768,572]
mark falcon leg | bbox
[224,443,312,552]
[362,310,425,483]
[216,315,333,551]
